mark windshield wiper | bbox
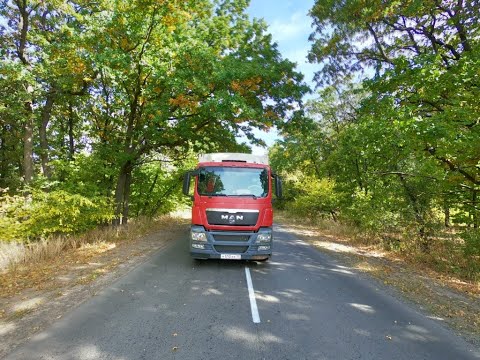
[234,194,258,199]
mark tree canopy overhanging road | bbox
[1,0,479,357]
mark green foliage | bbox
[0,0,309,232]
[129,162,188,217]
[0,190,114,242]
[340,189,402,234]
[270,0,480,248]
[291,177,339,220]
[37,154,117,197]
[462,230,480,257]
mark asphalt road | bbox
[5,224,480,360]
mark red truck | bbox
[183,153,282,261]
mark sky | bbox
[245,0,317,155]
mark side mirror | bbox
[273,174,283,199]
[183,171,192,196]
[183,170,198,199]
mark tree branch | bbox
[426,147,479,185]
[366,23,393,65]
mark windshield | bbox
[197,166,268,197]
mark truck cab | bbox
[183,153,282,261]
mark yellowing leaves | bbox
[264,110,279,122]
[49,46,88,76]
[162,4,192,32]
[231,76,262,95]
[120,38,132,50]
[169,94,199,110]
[163,14,177,32]
[73,61,87,74]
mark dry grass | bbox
[0,214,189,299]
[276,211,480,292]
[276,212,368,244]
[0,215,180,274]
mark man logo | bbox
[221,214,244,224]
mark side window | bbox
[260,169,268,196]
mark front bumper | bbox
[189,226,272,260]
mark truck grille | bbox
[206,209,259,226]
[213,234,251,242]
[214,245,249,253]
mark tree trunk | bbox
[68,103,75,160]
[150,182,179,217]
[113,161,133,225]
[444,204,451,228]
[443,170,451,228]
[473,190,478,229]
[354,158,367,194]
[122,170,132,223]
[330,210,338,222]
[39,92,55,178]
[397,174,429,252]
[139,171,159,216]
[16,2,34,185]
[113,166,127,226]
[23,99,34,185]
[112,63,143,225]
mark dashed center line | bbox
[245,267,260,323]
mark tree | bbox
[1,0,98,185]
[79,0,308,224]
[305,0,480,235]
[1,0,309,229]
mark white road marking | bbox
[245,267,260,323]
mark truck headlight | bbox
[258,245,270,251]
[257,233,271,243]
[191,231,207,242]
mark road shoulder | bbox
[0,219,188,359]
[277,221,480,349]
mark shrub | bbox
[291,178,339,220]
[0,190,114,242]
[341,189,401,234]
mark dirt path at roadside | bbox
[0,220,188,359]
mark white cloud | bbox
[283,46,317,87]
[284,46,310,65]
[269,11,313,43]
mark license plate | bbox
[220,254,241,260]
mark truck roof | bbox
[199,153,269,165]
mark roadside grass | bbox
[275,211,480,293]
[10,308,34,320]
[0,215,188,298]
